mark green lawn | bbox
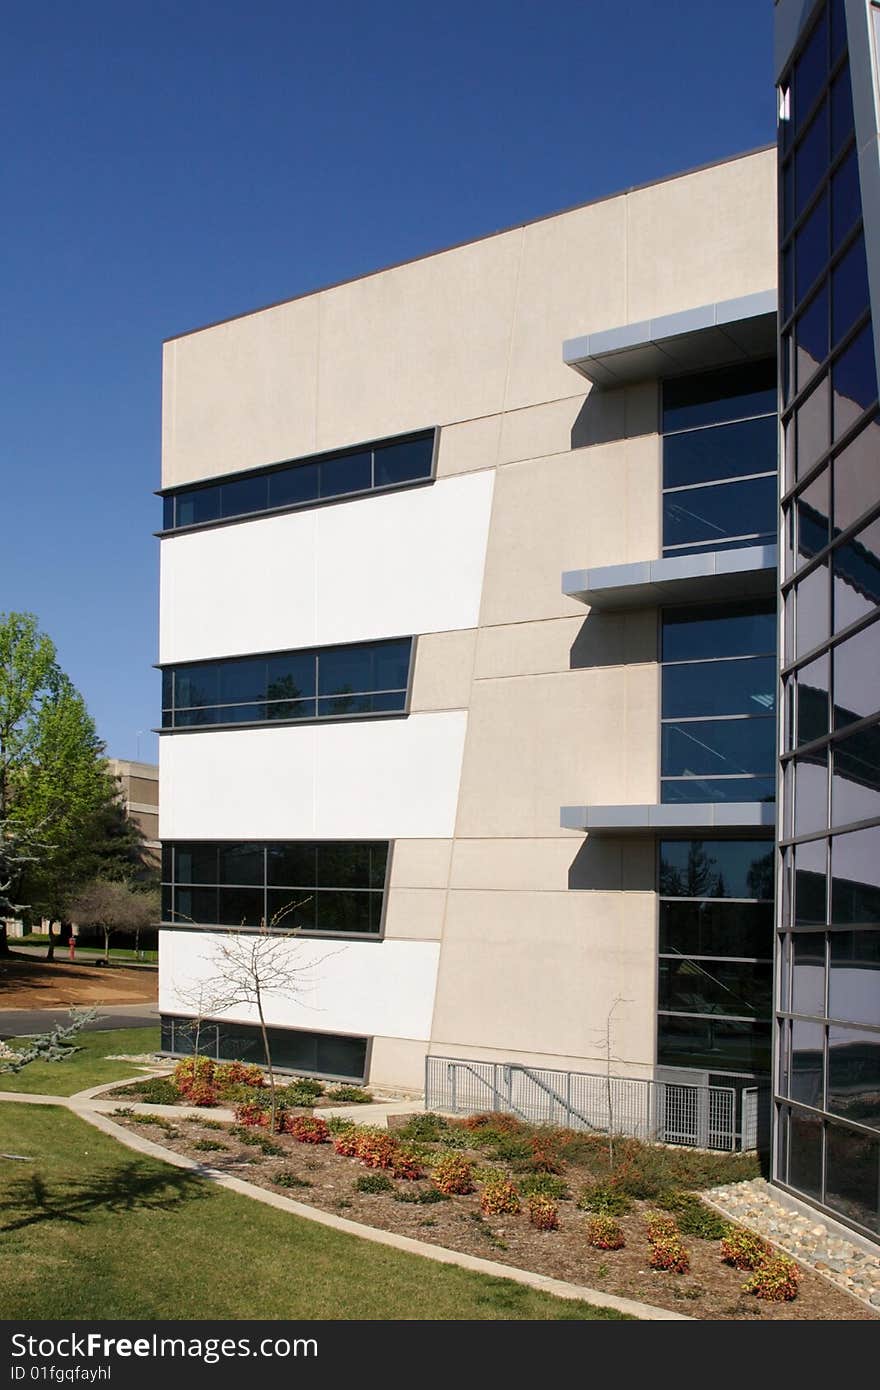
[0,1104,627,1320]
[0,1027,161,1096]
[13,937,158,962]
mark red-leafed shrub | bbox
[332,1125,361,1157]
[184,1080,220,1108]
[432,1154,475,1195]
[527,1195,560,1231]
[741,1255,800,1302]
[286,1114,329,1144]
[391,1146,425,1181]
[234,1100,270,1128]
[585,1215,625,1250]
[648,1235,690,1273]
[214,1062,265,1089]
[172,1056,215,1097]
[529,1135,566,1175]
[720,1229,773,1271]
[480,1178,521,1216]
[355,1130,400,1171]
[645,1210,679,1244]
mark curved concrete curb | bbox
[68,1098,689,1321]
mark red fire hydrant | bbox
[68,936,76,962]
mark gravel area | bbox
[703,1177,880,1310]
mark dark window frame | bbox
[158,429,437,536]
[159,636,416,734]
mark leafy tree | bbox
[0,611,130,958]
[68,879,159,962]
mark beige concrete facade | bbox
[161,148,777,1089]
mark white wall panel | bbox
[159,929,440,1041]
[159,471,494,664]
[159,711,467,841]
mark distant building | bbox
[107,758,159,862]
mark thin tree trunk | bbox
[45,922,55,962]
[256,991,276,1132]
[0,923,10,958]
[104,928,111,963]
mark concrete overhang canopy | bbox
[560,803,776,834]
[562,543,777,611]
[562,290,778,387]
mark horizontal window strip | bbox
[161,429,435,532]
[161,636,413,732]
[161,840,390,936]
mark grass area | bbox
[0,1027,161,1097]
[13,936,158,962]
[0,1104,627,1320]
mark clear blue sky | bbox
[0,0,775,764]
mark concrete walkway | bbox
[0,1080,688,1321]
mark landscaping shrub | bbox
[528,1131,566,1175]
[326,1085,371,1104]
[283,1078,324,1099]
[648,1235,690,1274]
[396,1113,451,1143]
[577,1183,632,1216]
[115,1078,179,1105]
[229,1125,283,1155]
[355,1172,394,1194]
[657,1190,730,1240]
[741,1255,800,1302]
[234,1100,272,1129]
[585,1215,625,1250]
[213,1062,264,1090]
[183,1080,220,1108]
[274,1171,312,1189]
[393,1186,450,1205]
[331,1124,361,1157]
[391,1146,425,1181]
[479,1178,520,1216]
[354,1130,400,1171]
[284,1085,325,1108]
[188,1117,225,1131]
[286,1115,330,1144]
[517,1172,570,1201]
[132,1113,176,1133]
[720,1228,773,1272]
[432,1154,475,1195]
[645,1210,679,1243]
[192,1138,226,1152]
[527,1195,560,1231]
[172,1056,215,1097]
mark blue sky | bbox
[1,0,775,763]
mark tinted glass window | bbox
[657,1016,771,1073]
[163,638,412,730]
[796,285,828,387]
[661,776,776,804]
[663,475,777,552]
[220,474,268,518]
[832,827,880,924]
[833,323,878,438]
[796,654,829,744]
[662,656,775,720]
[795,191,828,299]
[825,1122,880,1232]
[663,417,777,489]
[830,931,880,1026]
[661,718,775,779]
[828,1026,880,1128]
[662,361,776,432]
[374,438,433,487]
[163,431,435,530]
[792,933,826,1014]
[662,602,776,663]
[268,462,319,509]
[833,415,880,532]
[319,451,372,499]
[830,62,854,153]
[659,840,774,899]
[658,900,772,958]
[832,235,870,346]
[793,10,827,130]
[658,958,772,1017]
[795,99,829,217]
[831,146,861,248]
[834,619,880,727]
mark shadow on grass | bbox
[1,1161,208,1233]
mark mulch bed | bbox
[112,1110,878,1321]
[0,955,158,1008]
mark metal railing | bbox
[425,1056,764,1151]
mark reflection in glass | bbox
[796,286,828,388]
[830,932,880,1026]
[662,602,775,663]
[833,323,878,438]
[796,653,829,744]
[658,900,773,958]
[659,840,774,900]
[662,656,775,719]
[663,476,776,553]
[790,1019,824,1106]
[825,1122,880,1232]
[796,376,830,477]
[832,516,880,632]
[792,933,826,1015]
[794,560,830,658]
[663,417,776,489]
[794,754,828,837]
[832,827,880,924]
[833,415,880,532]
[834,619,880,727]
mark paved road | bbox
[0,1002,159,1038]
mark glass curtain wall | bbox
[658,839,774,1076]
[777,0,880,1237]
